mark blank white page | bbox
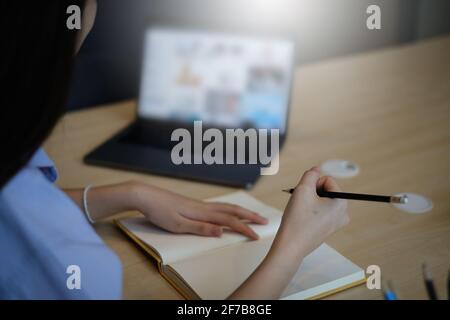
[280,244,365,299]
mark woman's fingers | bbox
[316,176,341,192]
[174,216,223,237]
[174,213,259,240]
[297,167,321,188]
[204,211,260,240]
[208,202,268,225]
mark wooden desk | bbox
[45,36,450,300]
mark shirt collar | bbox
[27,148,58,182]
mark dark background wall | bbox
[68,0,450,110]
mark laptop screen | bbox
[138,28,294,133]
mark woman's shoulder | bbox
[0,150,85,234]
[0,149,122,299]
[0,162,94,238]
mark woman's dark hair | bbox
[0,1,85,187]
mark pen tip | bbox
[391,195,409,204]
[401,195,409,204]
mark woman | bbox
[0,1,349,299]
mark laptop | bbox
[84,28,295,189]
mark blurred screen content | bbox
[138,29,294,133]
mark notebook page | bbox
[119,192,282,264]
[281,244,365,299]
[170,240,365,300]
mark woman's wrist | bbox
[269,225,308,268]
[124,180,149,212]
[234,232,306,299]
[125,180,166,215]
[76,181,147,221]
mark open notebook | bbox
[116,192,366,299]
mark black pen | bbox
[447,269,450,300]
[282,188,408,204]
[422,263,438,300]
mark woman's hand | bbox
[229,167,349,299]
[272,166,349,260]
[130,182,268,239]
[65,181,267,239]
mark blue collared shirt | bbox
[0,149,122,299]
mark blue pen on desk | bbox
[382,280,398,300]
